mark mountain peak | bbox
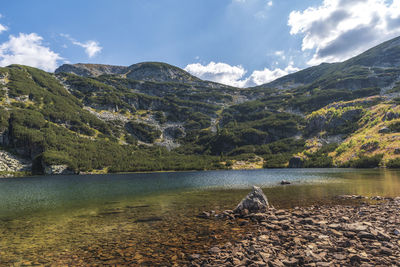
[55,61,201,83]
[55,63,127,77]
[125,62,201,83]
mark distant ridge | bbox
[257,35,400,90]
[56,62,201,84]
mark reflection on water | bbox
[0,169,399,265]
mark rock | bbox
[379,247,392,255]
[393,229,400,235]
[234,186,269,214]
[350,255,362,264]
[280,180,291,185]
[188,254,201,260]
[282,258,298,266]
[261,223,281,230]
[376,231,390,241]
[275,210,286,216]
[288,156,304,168]
[345,223,368,232]
[333,254,347,260]
[315,262,332,267]
[250,213,268,222]
[232,258,242,265]
[257,235,269,242]
[44,164,75,175]
[0,150,31,173]
[253,261,267,266]
[209,247,220,254]
[378,127,390,134]
[358,231,375,240]
[327,223,341,230]
[268,259,285,267]
[300,218,316,225]
[197,211,210,219]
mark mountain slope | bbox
[259,37,400,99]
[1,36,400,175]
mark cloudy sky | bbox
[1,0,400,87]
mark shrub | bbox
[386,158,400,168]
[349,154,383,168]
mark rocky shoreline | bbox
[193,189,400,266]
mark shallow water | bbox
[0,168,400,265]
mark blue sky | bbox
[1,0,400,87]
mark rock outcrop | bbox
[0,150,31,173]
[44,164,75,175]
[378,126,391,133]
[55,63,127,77]
[234,186,269,214]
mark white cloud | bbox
[185,62,247,87]
[0,24,7,34]
[0,33,62,72]
[245,62,299,86]
[73,40,102,58]
[289,0,400,65]
[61,33,102,58]
[268,1,273,7]
[0,13,7,34]
[184,61,299,87]
[274,50,286,60]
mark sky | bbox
[1,0,400,87]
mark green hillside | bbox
[1,36,400,175]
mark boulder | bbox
[289,156,304,168]
[378,127,390,134]
[234,186,269,214]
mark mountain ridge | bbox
[0,35,400,176]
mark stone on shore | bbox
[192,195,400,267]
[234,186,269,214]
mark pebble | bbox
[193,197,400,266]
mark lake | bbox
[1,168,400,265]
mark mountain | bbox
[55,62,200,83]
[55,63,127,77]
[261,36,400,90]
[1,36,400,176]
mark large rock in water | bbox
[234,186,269,214]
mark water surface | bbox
[0,168,399,265]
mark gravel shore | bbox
[192,196,400,266]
